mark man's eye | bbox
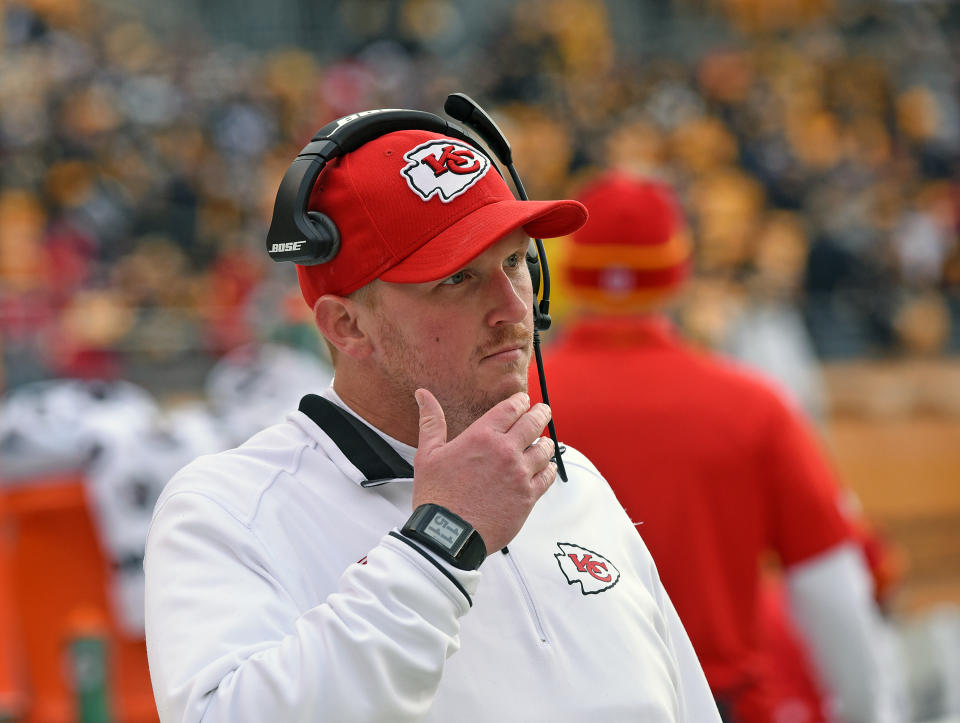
[505,253,521,269]
[441,271,467,285]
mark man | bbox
[532,171,902,722]
[143,127,720,721]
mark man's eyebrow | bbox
[509,239,530,256]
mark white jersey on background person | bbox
[144,386,720,722]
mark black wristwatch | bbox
[400,504,487,571]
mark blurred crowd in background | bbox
[1,0,959,719]
[1,0,959,399]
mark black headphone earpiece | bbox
[526,242,541,297]
[304,211,341,262]
[525,241,551,331]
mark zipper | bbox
[501,546,550,644]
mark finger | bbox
[415,388,447,455]
[532,461,558,496]
[477,391,530,433]
[506,403,552,448]
[523,435,555,470]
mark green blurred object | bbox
[69,630,111,723]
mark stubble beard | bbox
[377,316,533,440]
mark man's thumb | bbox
[415,388,447,452]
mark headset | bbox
[265,92,568,481]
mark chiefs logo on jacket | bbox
[555,542,621,595]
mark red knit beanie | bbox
[565,172,691,311]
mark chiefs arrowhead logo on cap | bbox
[401,139,491,203]
[555,542,621,595]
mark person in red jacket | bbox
[532,171,901,723]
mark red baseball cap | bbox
[566,172,692,310]
[296,129,588,308]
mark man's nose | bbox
[485,270,530,326]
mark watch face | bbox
[423,510,466,551]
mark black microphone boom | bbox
[444,93,513,166]
[443,93,567,482]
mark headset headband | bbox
[266,109,493,265]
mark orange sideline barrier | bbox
[0,473,158,722]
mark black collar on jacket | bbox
[298,394,414,486]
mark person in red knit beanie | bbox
[532,171,901,723]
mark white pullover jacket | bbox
[144,387,720,722]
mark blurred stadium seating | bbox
[1,0,958,720]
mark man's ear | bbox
[314,294,375,360]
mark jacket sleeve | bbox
[649,563,724,722]
[785,543,904,723]
[144,490,477,723]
